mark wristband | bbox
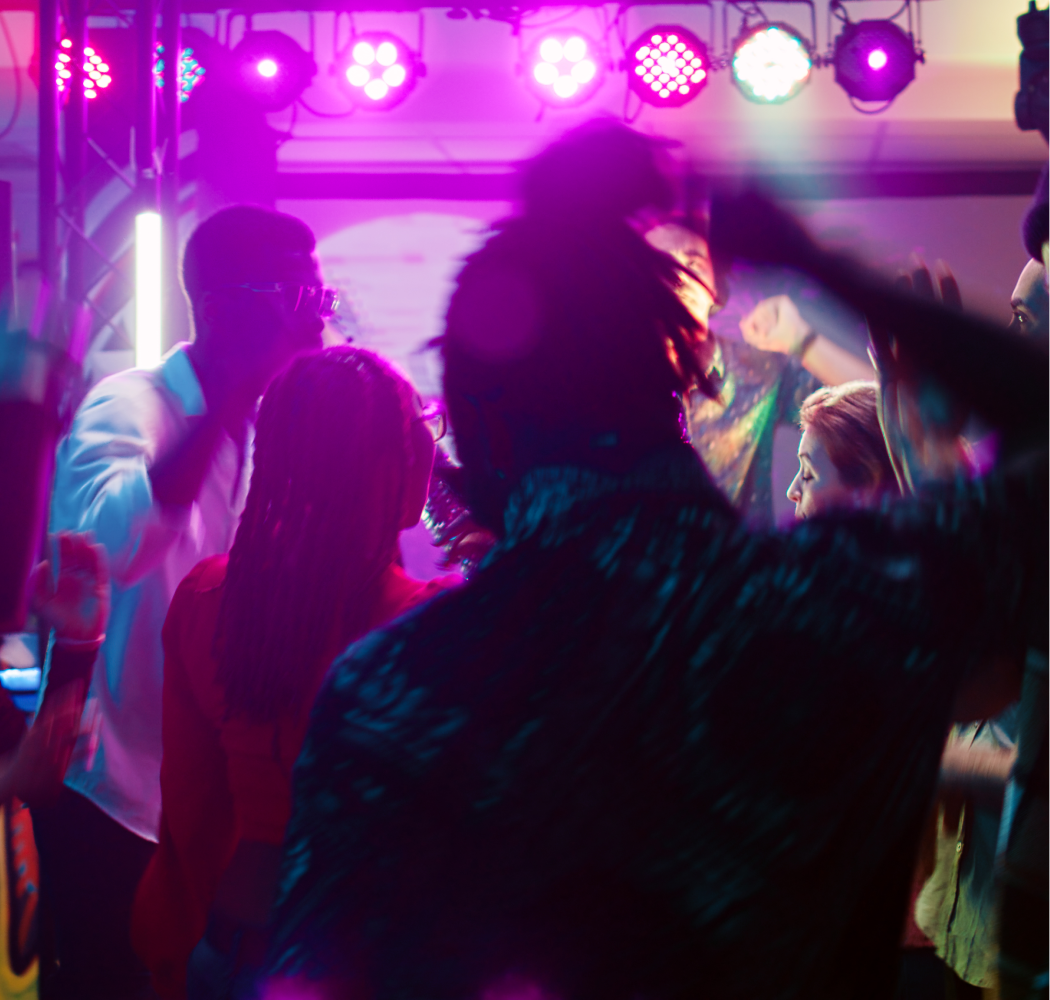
[792,330,818,359]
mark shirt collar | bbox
[160,343,206,418]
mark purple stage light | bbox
[627,25,710,109]
[231,30,316,112]
[335,32,420,111]
[523,30,604,107]
[833,20,918,104]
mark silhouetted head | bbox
[442,121,717,532]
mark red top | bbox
[131,554,457,999]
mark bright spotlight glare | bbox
[525,30,604,106]
[383,64,407,87]
[135,212,163,370]
[563,36,587,62]
[376,41,398,66]
[732,24,812,103]
[534,62,558,85]
[572,59,596,83]
[257,57,278,78]
[346,64,369,87]
[553,76,578,98]
[868,48,888,70]
[539,38,563,63]
[353,42,376,66]
[364,78,389,100]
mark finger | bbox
[910,264,935,301]
[934,261,962,310]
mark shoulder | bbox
[70,366,171,437]
[167,555,229,624]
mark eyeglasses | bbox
[412,398,447,443]
[226,282,339,319]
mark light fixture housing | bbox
[335,32,420,111]
[833,20,918,103]
[731,22,813,104]
[627,26,710,108]
[524,30,604,107]
[231,30,316,112]
[56,37,113,100]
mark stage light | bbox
[56,37,114,100]
[135,212,162,370]
[833,20,918,104]
[524,30,604,107]
[731,23,812,104]
[627,25,710,108]
[153,43,206,102]
[334,32,420,111]
[231,30,316,112]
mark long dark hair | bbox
[215,346,417,722]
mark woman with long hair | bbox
[132,345,455,998]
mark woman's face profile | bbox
[786,429,852,520]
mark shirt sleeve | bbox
[50,381,193,587]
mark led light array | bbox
[628,26,709,107]
[154,43,206,102]
[338,33,416,109]
[526,31,602,106]
[56,38,112,99]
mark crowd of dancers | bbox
[9,119,1048,1000]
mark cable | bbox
[0,13,23,141]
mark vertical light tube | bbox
[135,211,163,368]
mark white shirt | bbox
[48,344,250,841]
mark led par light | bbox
[56,37,114,100]
[524,31,604,107]
[732,23,812,104]
[154,43,206,102]
[833,20,918,103]
[335,32,420,111]
[231,30,316,112]
[627,26,710,108]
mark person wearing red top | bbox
[132,346,457,998]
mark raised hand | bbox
[32,532,110,643]
[740,295,813,355]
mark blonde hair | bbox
[799,381,898,494]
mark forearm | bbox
[801,334,874,386]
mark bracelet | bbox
[53,634,105,652]
[792,330,818,359]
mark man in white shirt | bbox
[36,205,330,999]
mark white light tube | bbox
[135,211,163,369]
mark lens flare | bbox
[833,19,917,103]
[731,23,812,104]
[867,48,888,70]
